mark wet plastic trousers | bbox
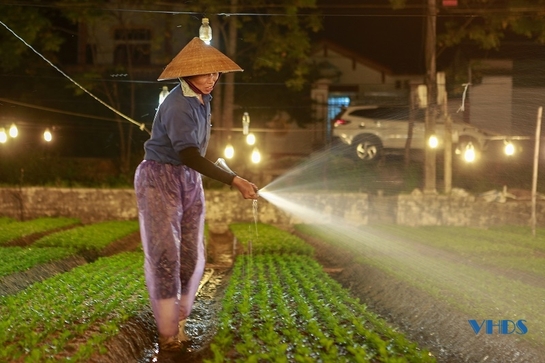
[134,160,206,338]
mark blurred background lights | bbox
[246,133,256,145]
[0,128,7,143]
[464,142,476,162]
[242,112,250,135]
[43,128,52,142]
[9,123,18,138]
[428,135,438,149]
[224,142,234,159]
[504,141,515,156]
[251,147,261,164]
[158,86,169,105]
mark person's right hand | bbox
[231,176,259,199]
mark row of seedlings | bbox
[206,222,435,362]
[0,219,146,362]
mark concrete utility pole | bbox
[438,72,452,193]
[424,0,438,193]
[531,106,543,237]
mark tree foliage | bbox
[1,0,322,177]
[0,3,64,73]
[437,0,545,50]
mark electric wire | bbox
[3,1,544,17]
[0,20,151,135]
[0,97,125,124]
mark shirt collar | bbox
[179,79,212,102]
[180,79,199,98]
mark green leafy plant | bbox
[208,224,435,362]
[0,247,77,277]
[0,217,80,245]
[33,220,139,252]
[0,252,148,361]
[230,223,314,256]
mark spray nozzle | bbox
[215,158,237,176]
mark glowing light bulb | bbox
[464,143,475,162]
[44,128,52,142]
[0,128,7,143]
[9,123,18,138]
[428,135,438,149]
[504,142,515,156]
[242,112,250,135]
[246,133,256,145]
[199,18,212,45]
[224,143,234,159]
[158,86,169,105]
[251,147,261,164]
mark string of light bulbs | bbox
[0,19,151,135]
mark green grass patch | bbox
[33,220,139,252]
[0,247,77,277]
[369,224,545,278]
[0,252,148,362]
[0,217,80,245]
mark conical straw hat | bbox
[158,37,243,81]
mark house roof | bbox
[312,39,394,76]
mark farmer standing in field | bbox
[134,37,259,353]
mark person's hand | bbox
[231,176,259,199]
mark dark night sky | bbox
[316,0,427,74]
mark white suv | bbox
[332,105,494,162]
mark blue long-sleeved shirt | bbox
[144,80,211,164]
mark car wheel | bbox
[352,135,383,162]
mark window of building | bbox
[328,95,351,122]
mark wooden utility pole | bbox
[424,0,438,193]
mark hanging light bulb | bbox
[246,133,256,145]
[242,112,250,135]
[251,147,261,164]
[199,18,212,45]
[0,128,7,143]
[158,86,169,105]
[428,134,438,149]
[463,142,475,162]
[9,123,18,138]
[44,128,52,142]
[504,140,515,156]
[224,135,235,159]
[224,143,234,159]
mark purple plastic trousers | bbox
[134,160,206,338]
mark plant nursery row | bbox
[0,218,435,362]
